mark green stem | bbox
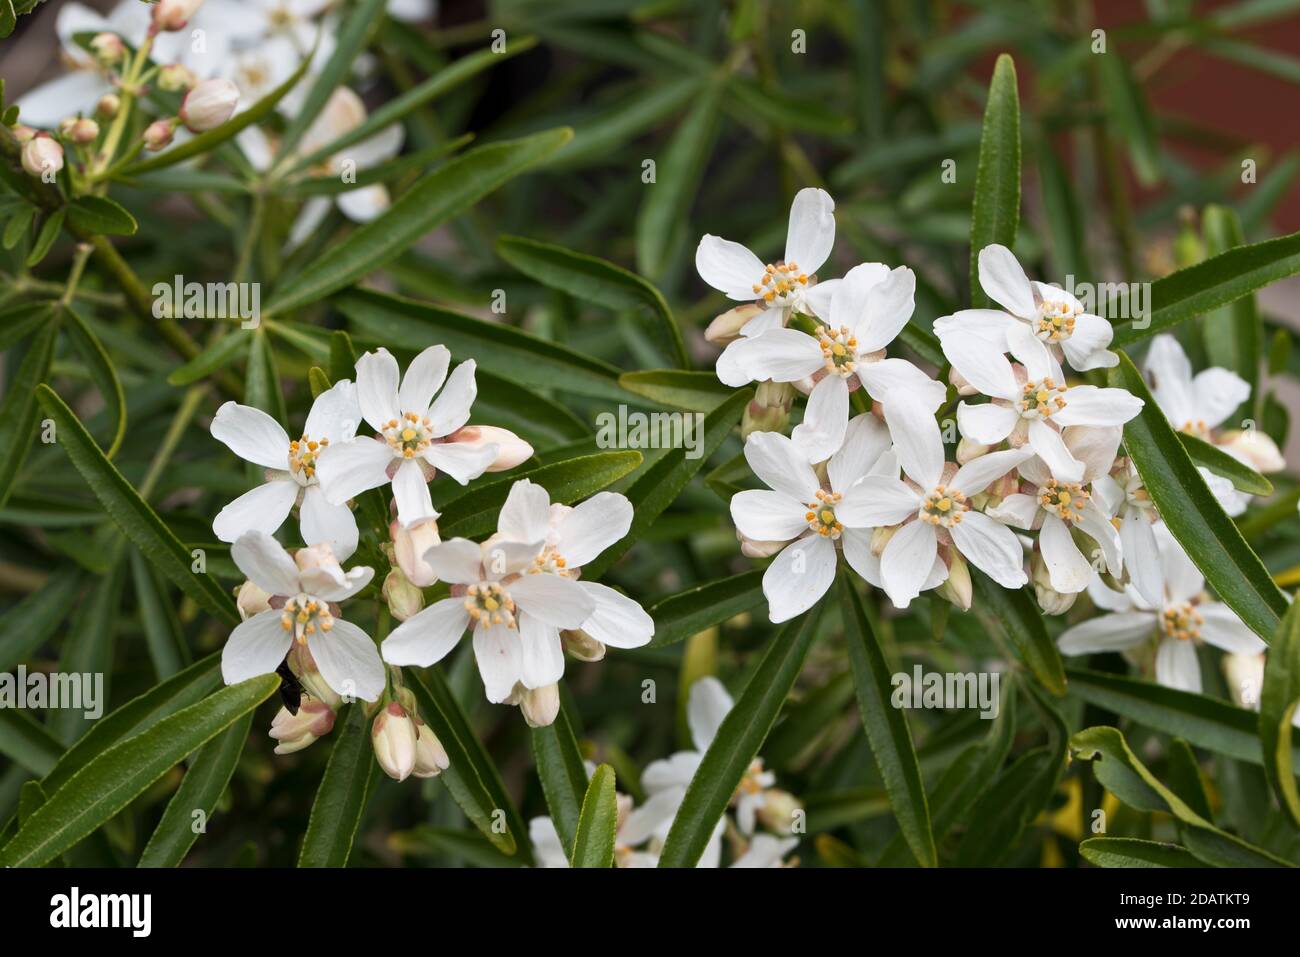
[58,243,93,306]
[139,384,206,500]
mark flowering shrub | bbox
[0,0,1298,871]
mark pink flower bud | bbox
[89,32,125,64]
[152,0,204,31]
[446,425,533,472]
[96,94,121,118]
[11,124,36,144]
[143,119,175,152]
[158,63,197,93]
[293,542,339,574]
[390,516,441,587]
[511,683,560,728]
[412,721,450,778]
[382,568,424,622]
[68,118,99,145]
[269,695,336,754]
[372,702,418,781]
[179,78,239,132]
[704,303,764,345]
[21,135,63,178]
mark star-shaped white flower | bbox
[221,532,383,701]
[696,188,836,386]
[210,379,361,559]
[843,401,1034,608]
[936,244,1118,372]
[316,345,498,528]
[944,320,1142,483]
[1057,524,1265,693]
[727,262,946,421]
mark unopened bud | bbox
[143,119,175,152]
[390,516,440,587]
[705,303,764,345]
[179,78,238,132]
[158,63,197,92]
[948,366,978,397]
[269,695,336,754]
[741,381,795,437]
[517,683,560,728]
[11,124,36,144]
[956,437,989,465]
[1032,552,1076,615]
[560,629,606,662]
[372,702,418,781]
[870,524,897,557]
[933,549,972,611]
[96,93,121,118]
[236,579,271,620]
[89,32,125,64]
[738,530,786,559]
[447,424,533,472]
[412,720,450,777]
[287,642,343,711]
[21,135,63,177]
[1219,429,1286,474]
[153,0,204,31]
[293,542,338,574]
[68,118,99,144]
[382,567,424,622]
[755,789,803,835]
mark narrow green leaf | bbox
[265,128,573,315]
[0,709,62,777]
[34,385,240,626]
[618,370,734,412]
[0,317,56,509]
[137,712,253,867]
[437,451,642,540]
[167,332,250,386]
[62,304,126,458]
[1098,53,1161,187]
[1261,597,1300,827]
[658,607,822,867]
[498,235,688,368]
[1080,837,1208,868]
[1110,352,1286,639]
[329,329,359,384]
[1201,206,1260,417]
[475,369,590,445]
[531,697,590,856]
[26,208,63,267]
[570,764,618,868]
[66,195,137,236]
[580,389,748,580]
[647,570,765,648]
[388,825,527,867]
[1179,431,1272,495]
[299,703,380,868]
[636,82,722,280]
[405,667,527,858]
[1,676,278,867]
[2,203,33,249]
[308,366,332,398]
[129,549,190,680]
[0,565,81,673]
[972,571,1066,696]
[1070,725,1292,867]
[1113,230,1300,345]
[969,54,1020,308]
[840,575,935,867]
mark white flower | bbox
[730,414,900,622]
[1057,524,1265,693]
[728,263,946,426]
[731,833,799,868]
[237,87,405,247]
[937,244,1117,371]
[379,531,589,705]
[221,531,383,701]
[985,454,1121,596]
[1091,459,1164,609]
[211,380,361,559]
[1144,334,1284,515]
[944,320,1142,483]
[695,188,835,386]
[845,401,1034,608]
[316,345,496,528]
[529,792,667,869]
[498,479,654,653]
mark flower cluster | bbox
[702,190,1281,708]
[531,678,801,868]
[213,344,653,779]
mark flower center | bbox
[382,412,434,458]
[804,489,844,539]
[1124,474,1154,512]
[1179,419,1211,440]
[919,485,968,527]
[817,325,859,378]
[1160,601,1203,641]
[280,595,333,643]
[529,545,571,576]
[1018,378,1067,419]
[288,434,328,483]
[1034,300,1078,341]
[465,582,517,629]
[751,261,808,304]
[1038,480,1088,523]
[738,758,770,796]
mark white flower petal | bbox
[1060,313,1117,371]
[510,574,594,629]
[355,348,402,431]
[932,308,1017,345]
[941,330,1018,400]
[211,401,290,470]
[1028,419,1085,483]
[1156,524,1204,603]
[1077,499,1121,576]
[427,360,478,437]
[316,436,394,505]
[497,478,552,544]
[576,581,653,649]
[424,440,496,485]
[1063,424,1122,484]
[1058,612,1155,654]
[1006,321,1060,382]
[519,614,565,689]
[762,534,837,623]
[398,344,451,417]
[1120,517,1164,609]
[828,412,892,493]
[950,447,1032,497]
[222,610,293,685]
[1144,335,1196,427]
[695,235,765,300]
[985,492,1039,529]
[1040,513,1092,594]
[881,399,944,489]
[474,624,524,703]
[231,529,301,596]
[422,539,484,584]
[382,596,471,666]
[730,489,807,541]
[791,375,849,464]
[336,184,390,223]
[977,244,1035,318]
[950,511,1027,588]
[857,358,947,411]
[299,485,359,561]
[1191,368,1251,430]
[688,676,734,751]
[840,527,882,587]
[16,70,111,127]
[854,265,915,352]
[783,187,835,275]
[743,431,820,501]
[736,327,824,383]
[1197,604,1266,655]
[308,617,385,702]
[956,401,1018,445]
[836,477,919,528]
[556,491,633,567]
[1052,386,1143,428]
[213,478,298,544]
[304,379,361,443]
[880,520,938,609]
[391,458,435,527]
[1156,635,1201,693]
